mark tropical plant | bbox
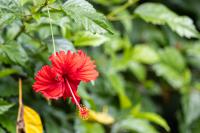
[0,0,200,133]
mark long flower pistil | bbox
[65,77,89,119]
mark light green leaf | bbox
[0,106,17,133]
[159,48,185,72]
[153,64,191,88]
[0,0,20,13]
[33,0,46,6]
[0,68,18,78]
[129,62,146,82]
[74,31,108,47]
[62,0,113,34]
[184,90,200,125]
[186,42,200,59]
[132,45,159,64]
[152,47,190,88]
[0,127,6,133]
[75,119,105,133]
[0,13,15,29]
[131,104,170,131]
[108,73,132,109]
[135,3,199,38]
[111,118,158,133]
[111,47,133,71]
[0,99,14,115]
[134,112,170,132]
[47,38,75,53]
[0,0,21,28]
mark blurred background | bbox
[0,0,200,133]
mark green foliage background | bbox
[0,0,200,133]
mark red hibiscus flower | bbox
[33,50,99,119]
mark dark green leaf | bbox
[0,99,14,115]
[0,77,18,97]
[0,106,17,133]
[0,42,29,66]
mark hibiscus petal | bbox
[75,50,99,82]
[32,65,63,99]
[49,50,99,82]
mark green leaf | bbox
[159,48,185,72]
[0,99,14,115]
[153,47,190,88]
[0,42,29,66]
[47,37,75,53]
[0,0,21,13]
[135,3,199,38]
[33,0,46,6]
[129,62,146,82]
[132,45,159,64]
[75,119,105,133]
[0,13,15,29]
[62,0,113,34]
[186,43,200,59]
[42,106,73,133]
[0,68,18,78]
[0,77,18,97]
[111,118,158,133]
[153,64,191,88]
[0,106,17,133]
[108,73,132,109]
[131,104,170,131]
[190,118,200,133]
[134,112,170,132]
[160,47,186,72]
[73,31,108,47]
[0,127,6,133]
[93,0,125,6]
[0,0,21,28]
[184,90,200,125]
[111,47,133,71]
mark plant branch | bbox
[14,0,48,40]
[107,0,139,20]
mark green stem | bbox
[107,0,139,19]
[47,5,56,54]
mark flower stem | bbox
[18,78,23,106]
[47,5,56,54]
[107,0,139,20]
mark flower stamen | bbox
[66,79,89,119]
[79,105,89,120]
